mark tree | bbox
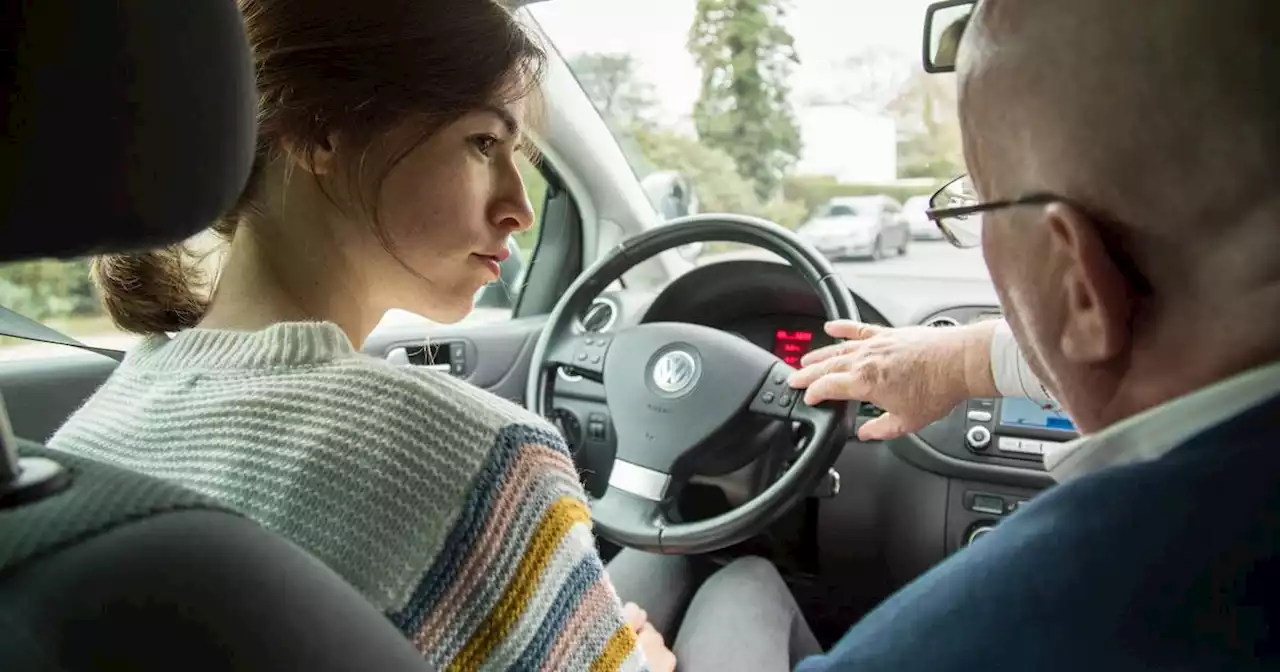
[804,47,910,113]
[886,72,964,178]
[812,45,963,179]
[689,0,802,201]
[566,53,658,132]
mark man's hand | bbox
[788,320,1000,441]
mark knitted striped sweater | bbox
[49,321,645,671]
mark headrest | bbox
[0,0,255,262]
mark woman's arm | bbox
[390,421,646,672]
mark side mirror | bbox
[641,171,699,221]
[641,171,703,261]
[923,0,973,73]
[472,239,525,310]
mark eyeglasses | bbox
[925,174,1059,248]
[926,174,1154,294]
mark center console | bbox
[912,394,1080,552]
[917,394,1078,472]
[961,396,1077,463]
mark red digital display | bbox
[773,329,814,366]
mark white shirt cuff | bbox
[989,319,1056,405]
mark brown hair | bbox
[94,0,546,334]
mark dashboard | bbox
[365,256,1075,625]
[548,259,1077,579]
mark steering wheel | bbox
[526,214,861,555]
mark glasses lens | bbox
[930,174,983,248]
[930,174,977,209]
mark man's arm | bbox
[789,318,1057,441]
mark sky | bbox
[528,0,936,127]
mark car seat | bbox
[0,2,432,670]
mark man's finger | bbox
[802,370,871,406]
[789,355,849,388]
[857,413,913,441]
[799,340,862,367]
[824,320,884,340]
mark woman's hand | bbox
[623,602,676,671]
[788,320,1000,441]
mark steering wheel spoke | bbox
[545,332,612,382]
[748,361,804,420]
[590,471,669,553]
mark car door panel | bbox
[0,354,119,441]
[362,316,548,406]
[0,315,550,442]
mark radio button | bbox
[965,426,992,451]
[1020,440,1045,455]
[967,410,993,422]
[998,436,1022,452]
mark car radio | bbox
[961,396,1077,462]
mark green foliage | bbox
[0,259,99,321]
[633,128,807,229]
[783,175,944,215]
[887,72,964,179]
[566,53,658,133]
[689,0,801,201]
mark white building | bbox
[794,105,897,183]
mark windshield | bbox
[531,0,983,274]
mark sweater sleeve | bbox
[386,420,647,672]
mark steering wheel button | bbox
[778,393,793,406]
[762,391,776,403]
[773,373,787,385]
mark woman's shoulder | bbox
[288,354,565,461]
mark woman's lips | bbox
[473,253,502,278]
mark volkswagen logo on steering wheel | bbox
[650,349,700,396]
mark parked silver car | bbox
[904,194,944,240]
[797,195,911,260]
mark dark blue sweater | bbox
[798,392,1280,671]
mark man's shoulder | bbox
[802,404,1280,671]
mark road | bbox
[700,239,992,283]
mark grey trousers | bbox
[607,551,822,671]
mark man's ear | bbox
[1045,202,1134,364]
[281,133,339,176]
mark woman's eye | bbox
[470,134,499,157]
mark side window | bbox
[0,156,556,360]
[469,154,550,319]
[0,258,139,362]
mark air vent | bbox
[923,316,960,328]
[575,297,619,333]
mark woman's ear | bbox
[281,133,340,176]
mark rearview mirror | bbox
[923,0,973,74]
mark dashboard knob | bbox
[966,524,996,545]
[965,425,992,451]
[550,409,583,453]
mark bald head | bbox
[960,0,1280,296]
[957,0,1280,430]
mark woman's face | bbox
[344,99,535,324]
